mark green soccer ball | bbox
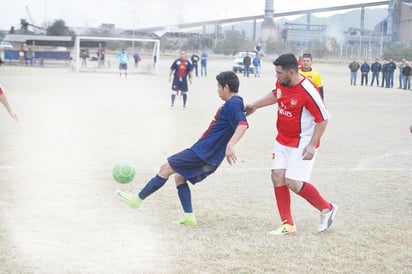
[112,161,136,184]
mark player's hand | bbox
[244,104,256,116]
[225,145,237,165]
[302,145,316,160]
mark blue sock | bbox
[182,94,187,107]
[177,183,192,213]
[138,175,167,199]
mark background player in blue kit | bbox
[169,50,193,108]
[116,48,130,78]
[116,71,248,226]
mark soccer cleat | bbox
[172,213,198,226]
[116,190,142,209]
[269,221,297,236]
[318,203,338,232]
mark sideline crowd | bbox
[348,58,412,90]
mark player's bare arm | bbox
[225,124,248,165]
[168,69,174,82]
[0,93,18,122]
[188,71,193,84]
[244,92,278,116]
[302,120,328,160]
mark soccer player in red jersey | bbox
[245,54,337,235]
[0,84,18,121]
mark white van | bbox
[0,41,13,49]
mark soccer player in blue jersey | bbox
[117,71,248,226]
[169,51,193,108]
[115,48,130,78]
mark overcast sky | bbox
[1,0,387,30]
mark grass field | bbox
[0,55,411,274]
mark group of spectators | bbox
[349,58,412,90]
[242,52,262,78]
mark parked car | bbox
[232,51,256,73]
[0,41,13,49]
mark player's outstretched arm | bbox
[302,120,328,160]
[244,92,277,116]
[0,93,18,122]
[225,124,248,165]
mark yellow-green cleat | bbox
[172,213,198,226]
[269,222,297,236]
[116,190,142,209]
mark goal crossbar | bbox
[74,36,160,74]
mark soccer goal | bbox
[74,36,160,74]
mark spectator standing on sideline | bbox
[299,53,324,99]
[169,50,193,108]
[370,58,381,87]
[0,84,18,121]
[200,51,208,77]
[402,61,412,90]
[243,53,251,77]
[386,58,396,88]
[115,48,130,78]
[252,54,261,77]
[360,60,370,86]
[133,52,140,68]
[81,49,89,68]
[381,60,388,87]
[398,58,406,89]
[116,71,248,227]
[97,48,105,68]
[25,48,34,66]
[190,52,200,77]
[18,45,25,66]
[349,59,360,85]
[245,54,337,235]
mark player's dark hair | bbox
[302,53,312,60]
[216,71,239,93]
[273,53,298,72]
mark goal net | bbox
[73,36,160,74]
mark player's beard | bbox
[279,76,291,86]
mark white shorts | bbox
[271,140,317,182]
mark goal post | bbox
[74,36,160,74]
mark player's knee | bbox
[159,162,174,178]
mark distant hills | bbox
[223,8,387,41]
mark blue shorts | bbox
[167,149,217,184]
[172,78,188,92]
[119,63,127,70]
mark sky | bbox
[0,0,387,31]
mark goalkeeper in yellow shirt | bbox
[299,53,324,100]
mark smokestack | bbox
[264,0,274,19]
[261,0,278,41]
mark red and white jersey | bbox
[0,84,4,95]
[272,77,331,148]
